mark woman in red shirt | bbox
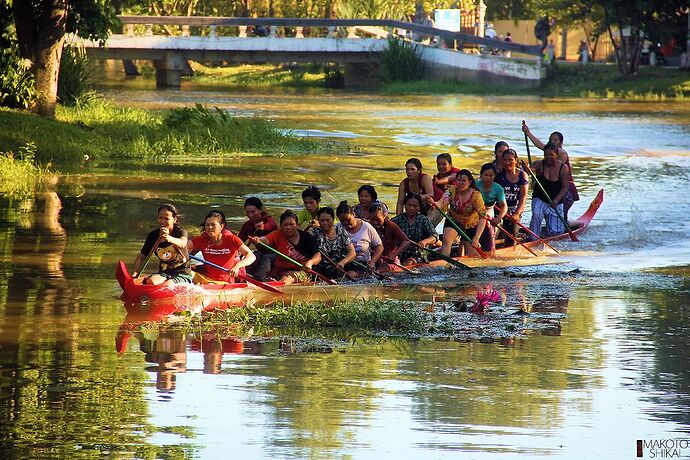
[248,210,321,285]
[188,210,256,283]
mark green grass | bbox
[381,61,690,100]
[0,100,341,165]
[0,142,50,195]
[191,63,327,87]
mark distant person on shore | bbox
[504,32,512,57]
[534,15,551,52]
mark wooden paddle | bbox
[389,260,420,274]
[189,254,285,294]
[414,242,472,270]
[493,222,539,256]
[495,205,560,254]
[254,240,337,285]
[432,203,489,259]
[318,250,356,281]
[522,163,578,242]
[133,233,164,279]
[522,120,533,165]
[349,259,393,281]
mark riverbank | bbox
[0,101,342,166]
[176,61,689,100]
[0,143,50,195]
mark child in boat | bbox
[248,210,321,285]
[430,169,487,257]
[391,193,438,266]
[475,163,508,254]
[297,185,323,230]
[132,203,193,285]
[336,201,383,279]
[432,153,460,193]
[368,203,411,270]
[352,185,389,222]
[238,197,277,281]
[188,210,256,283]
[309,207,356,279]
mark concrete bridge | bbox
[78,16,545,88]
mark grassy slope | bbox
[0,101,336,165]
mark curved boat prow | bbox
[116,261,132,291]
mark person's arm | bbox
[303,251,321,271]
[557,147,569,165]
[434,173,456,187]
[369,243,384,267]
[522,122,546,150]
[493,186,508,225]
[161,227,187,251]
[132,253,146,277]
[396,181,406,215]
[419,174,435,201]
[553,163,570,207]
[337,243,357,268]
[385,223,411,261]
[515,171,529,218]
[262,215,278,233]
[132,232,158,276]
[471,193,486,248]
[418,217,439,248]
[230,244,257,277]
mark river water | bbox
[1,79,689,458]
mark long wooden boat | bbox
[417,187,604,267]
[117,189,603,311]
[116,261,285,308]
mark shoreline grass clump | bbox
[0,100,342,165]
[0,142,49,195]
[208,298,429,335]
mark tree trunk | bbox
[13,0,68,118]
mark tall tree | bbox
[11,0,116,117]
[599,0,689,74]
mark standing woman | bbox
[352,185,388,221]
[522,122,579,222]
[309,207,356,279]
[188,210,256,283]
[431,169,487,257]
[248,210,321,285]
[132,204,192,285]
[391,193,438,266]
[496,149,529,245]
[395,158,442,225]
[475,163,508,253]
[336,201,383,278]
[529,142,570,238]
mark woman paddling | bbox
[352,185,388,222]
[368,203,411,270]
[430,169,487,257]
[391,193,438,266]
[188,210,256,283]
[248,210,321,285]
[336,201,383,278]
[476,163,508,254]
[309,207,356,279]
[238,197,277,281]
[496,149,529,245]
[395,158,442,225]
[522,122,579,222]
[132,203,193,285]
[529,142,570,238]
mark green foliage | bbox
[0,11,36,109]
[191,63,326,88]
[58,45,96,106]
[207,298,429,334]
[0,142,46,195]
[324,63,345,88]
[0,101,341,165]
[380,36,425,82]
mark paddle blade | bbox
[239,274,285,294]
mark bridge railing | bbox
[116,16,542,56]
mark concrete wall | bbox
[421,46,544,88]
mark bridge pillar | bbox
[154,52,186,88]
